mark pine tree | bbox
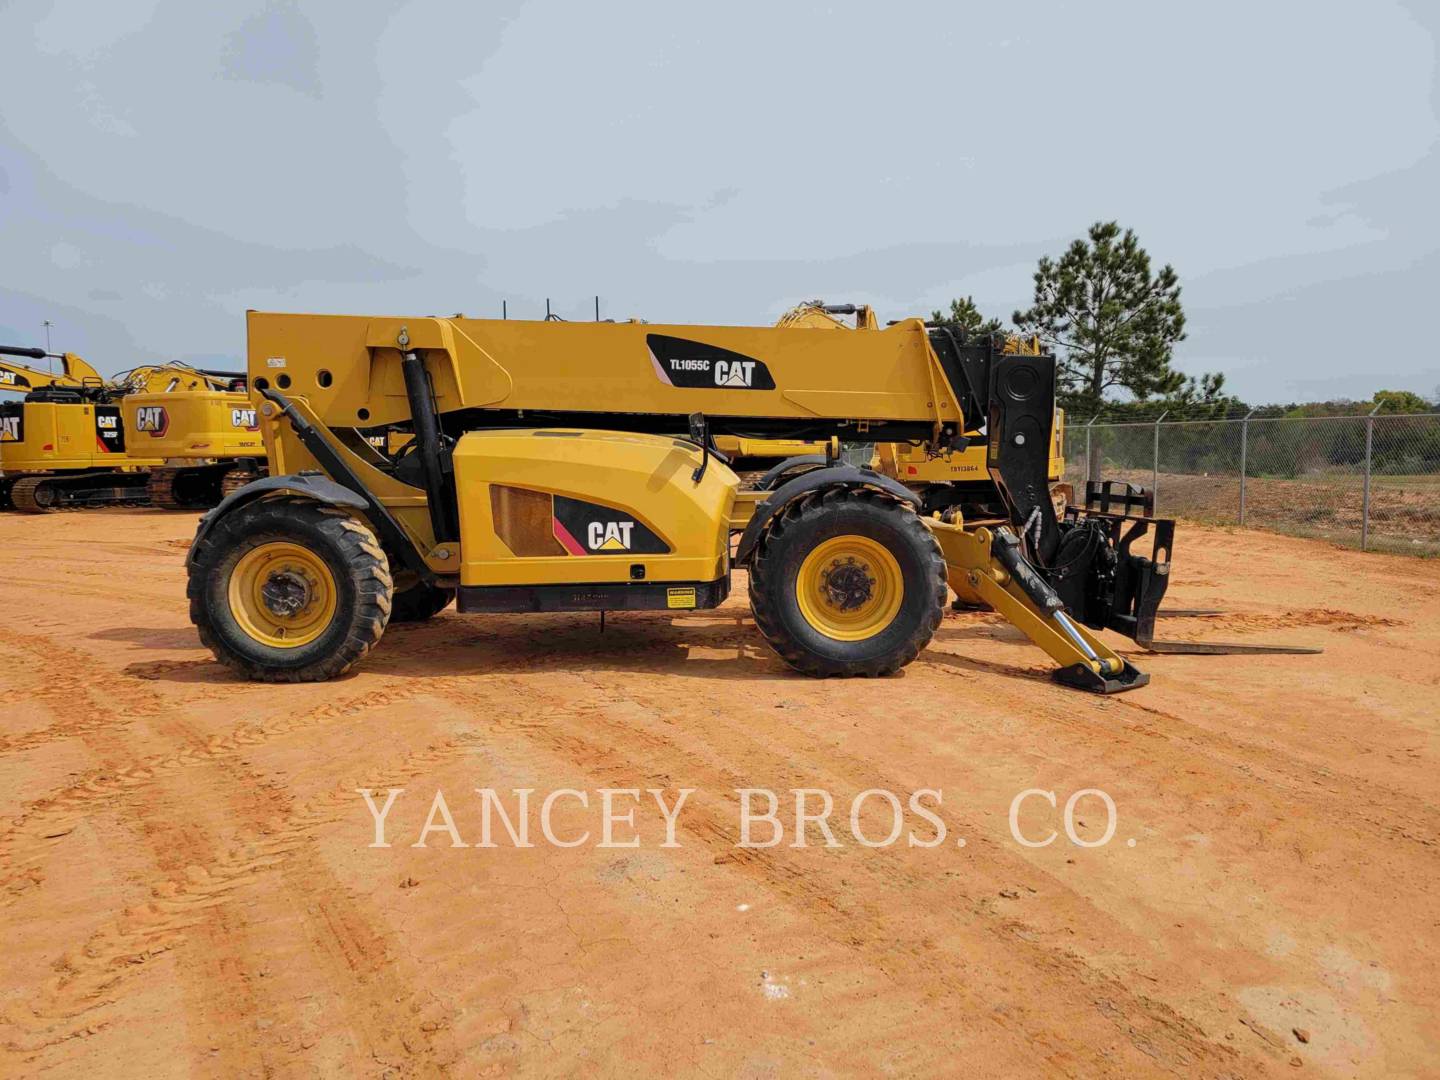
[1013,222,1194,419]
[930,295,1002,337]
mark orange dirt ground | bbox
[1,509,1437,1078]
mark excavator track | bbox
[144,463,246,511]
[146,468,184,510]
[220,467,260,499]
[10,476,59,513]
[7,472,152,513]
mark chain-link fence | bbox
[1064,413,1440,556]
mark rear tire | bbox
[188,497,393,681]
[748,488,946,676]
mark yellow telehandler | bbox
[182,308,1316,689]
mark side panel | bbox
[0,402,161,471]
[127,391,263,459]
[453,429,735,588]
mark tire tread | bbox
[748,488,946,677]
[187,496,393,682]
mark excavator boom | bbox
[0,345,104,395]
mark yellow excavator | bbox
[181,308,1316,688]
[123,384,264,508]
[0,344,245,511]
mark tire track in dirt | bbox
[1107,694,1440,853]
[383,613,1370,1071]
[589,675,1274,1076]
[1197,608,1405,634]
[0,683,433,903]
[1,737,471,1073]
[911,631,1440,854]
[3,579,184,608]
[1018,682,1440,854]
[430,672,1256,1077]
[0,629,172,754]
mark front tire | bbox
[188,497,393,681]
[748,488,946,676]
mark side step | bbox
[927,519,1149,694]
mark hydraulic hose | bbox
[400,350,457,543]
[0,345,49,360]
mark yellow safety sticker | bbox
[666,587,697,609]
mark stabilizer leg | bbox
[926,520,1148,693]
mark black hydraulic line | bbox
[400,350,459,543]
[0,345,48,360]
[991,527,1064,614]
[255,386,435,579]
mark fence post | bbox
[1362,402,1381,550]
[1152,411,1168,506]
[1085,416,1097,486]
[1239,408,1255,525]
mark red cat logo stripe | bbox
[552,517,587,556]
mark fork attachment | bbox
[1051,481,1320,656]
[1047,481,1172,645]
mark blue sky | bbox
[1,0,1437,404]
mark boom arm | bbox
[114,364,246,395]
[245,313,968,445]
[0,345,104,395]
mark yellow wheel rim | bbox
[795,534,904,641]
[227,542,338,649]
